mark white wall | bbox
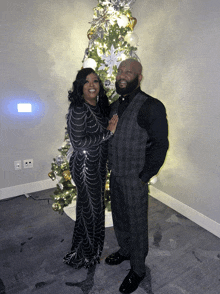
[1,0,220,237]
[132,0,220,235]
[0,0,97,190]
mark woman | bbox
[63,68,118,269]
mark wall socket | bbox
[14,160,22,170]
[23,159,33,169]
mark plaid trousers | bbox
[110,173,149,276]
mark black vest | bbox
[108,92,151,176]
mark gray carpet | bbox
[0,188,219,294]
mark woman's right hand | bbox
[107,114,118,133]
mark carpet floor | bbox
[0,188,219,294]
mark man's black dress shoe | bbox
[105,251,130,265]
[119,269,145,294]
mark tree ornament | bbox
[104,80,111,87]
[97,27,104,39]
[87,27,96,40]
[52,202,61,212]
[48,171,56,181]
[56,155,64,166]
[127,17,137,30]
[89,6,112,32]
[99,44,125,76]
[117,15,129,28]
[83,58,97,69]
[124,32,139,47]
[62,170,71,181]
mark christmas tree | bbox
[48,0,139,213]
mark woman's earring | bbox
[97,95,99,102]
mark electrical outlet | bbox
[23,159,33,169]
[14,160,22,170]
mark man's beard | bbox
[115,74,139,95]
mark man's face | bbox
[115,61,141,95]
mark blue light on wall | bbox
[17,103,32,113]
[4,98,42,117]
[1,87,46,128]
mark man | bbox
[106,59,169,294]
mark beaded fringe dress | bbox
[63,103,112,269]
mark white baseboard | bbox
[0,179,56,200]
[150,186,220,238]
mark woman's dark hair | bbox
[68,68,110,117]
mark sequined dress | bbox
[63,102,112,268]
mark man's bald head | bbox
[119,59,142,75]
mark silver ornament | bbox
[97,27,104,39]
[56,155,64,166]
[104,80,111,87]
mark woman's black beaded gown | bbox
[63,102,112,269]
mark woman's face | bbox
[83,73,100,105]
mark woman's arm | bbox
[67,106,116,149]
